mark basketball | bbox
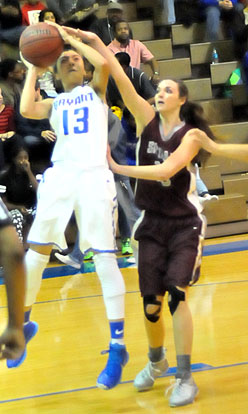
[19,22,64,68]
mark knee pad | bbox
[143,295,162,323]
[167,286,185,315]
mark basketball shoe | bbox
[166,376,198,407]
[121,238,133,255]
[134,355,169,391]
[55,252,81,269]
[97,343,129,389]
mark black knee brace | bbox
[167,286,185,315]
[143,295,162,323]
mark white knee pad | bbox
[94,253,126,320]
[25,249,49,307]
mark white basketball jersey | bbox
[50,85,108,168]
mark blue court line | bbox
[203,239,248,256]
[0,361,247,404]
[35,239,248,281]
[0,240,247,287]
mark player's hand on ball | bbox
[46,21,71,43]
[20,52,46,73]
[20,51,34,70]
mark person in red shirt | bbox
[0,87,16,169]
[21,0,46,26]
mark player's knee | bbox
[94,252,125,297]
[167,286,185,315]
[143,295,162,323]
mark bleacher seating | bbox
[2,1,247,239]
[105,2,248,238]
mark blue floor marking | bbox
[43,257,134,279]
[41,239,248,280]
[0,361,247,404]
[0,240,246,286]
[203,240,248,256]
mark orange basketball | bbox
[19,22,64,68]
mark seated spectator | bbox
[63,0,99,32]
[21,0,46,26]
[107,52,156,109]
[200,0,244,41]
[91,2,124,45]
[46,0,97,24]
[0,59,25,108]
[15,83,56,172]
[175,0,202,28]
[0,144,38,247]
[0,0,26,57]
[108,20,160,84]
[195,163,219,205]
[0,87,16,170]
[153,0,176,38]
[45,0,72,22]
[38,7,58,22]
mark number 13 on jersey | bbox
[63,107,89,135]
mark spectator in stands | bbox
[91,2,124,45]
[21,0,46,26]
[46,0,98,24]
[0,59,25,108]
[0,0,26,52]
[63,0,99,32]
[153,0,176,38]
[200,0,244,41]
[0,144,38,247]
[107,52,156,109]
[108,20,160,84]
[195,163,219,205]
[38,7,58,23]
[175,0,201,28]
[15,83,56,172]
[0,87,16,170]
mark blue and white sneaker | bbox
[97,343,129,389]
[7,321,39,368]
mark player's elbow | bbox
[20,107,31,118]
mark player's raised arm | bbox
[49,24,110,100]
[71,30,155,136]
[20,63,53,120]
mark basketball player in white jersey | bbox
[8,24,128,390]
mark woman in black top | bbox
[0,145,37,246]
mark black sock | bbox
[148,346,164,363]
[176,355,191,380]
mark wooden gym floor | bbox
[0,233,248,413]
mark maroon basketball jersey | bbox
[135,114,200,217]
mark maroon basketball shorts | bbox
[134,211,206,296]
